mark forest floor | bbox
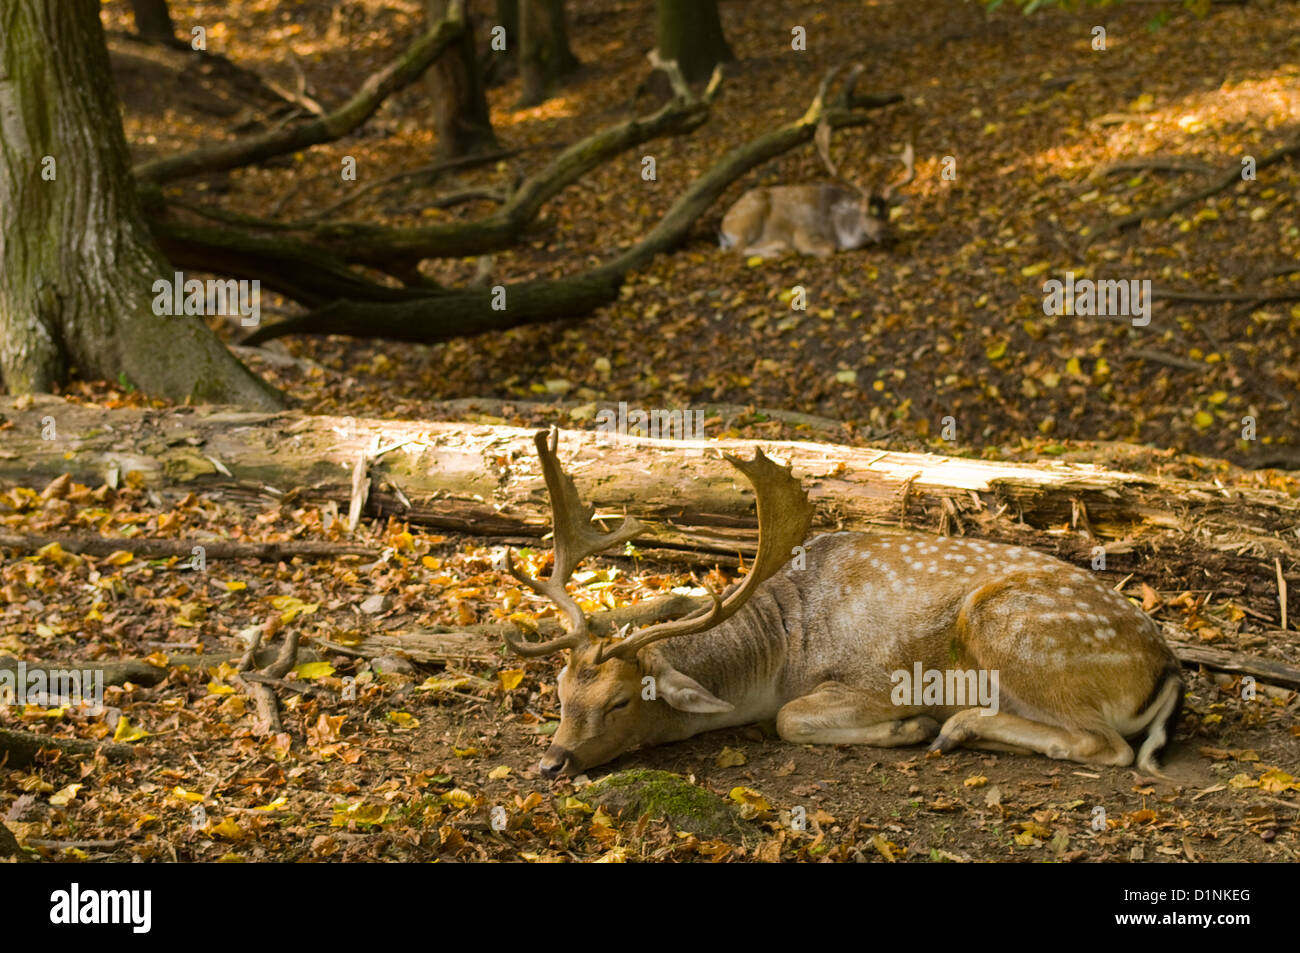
[0,0,1297,862]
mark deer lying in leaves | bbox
[502,430,1183,778]
[719,121,914,258]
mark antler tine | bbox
[503,429,643,657]
[599,449,813,662]
[881,142,915,201]
[814,118,841,182]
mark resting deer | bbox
[502,430,1184,779]
[719,122,914,258]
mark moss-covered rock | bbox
[586,769,743,838]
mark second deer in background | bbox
[719,119,914,258]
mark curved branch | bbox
[1083,135,1300,248]
[133,2,466,184]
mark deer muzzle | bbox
[539,744,574,778]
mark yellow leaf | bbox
[103,551,133,566]
[208,818,246,840]
[715,746,747,767]
[963,775,988,788]
[113,715,150,742]
[729,786,771,819]
[1258,769,1298,793]
[488,765,512,780]
[252,796,288,811]
[49,783,82,806]
[1020,262,1050,277]
[746,255,766,268]
[225,580,247,591]
[440,789,475,808]
[1065,357,1083,378]
[207,681,235,695]
[452,746,479,758]
[172,786,205,803]
[985,340,1007,361]
[386,711,419,728]
[497,668,525,692]
[872,834,898,862]
[293,661,336,680]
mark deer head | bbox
[501,429,812,777]
[814,119,915,246]
[719,122,914,258]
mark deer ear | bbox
[654,666,734,713]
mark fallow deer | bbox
[718,122,914,258]
[502,430,1184,779]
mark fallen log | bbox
[0,727,136,767]
[3,396,1299,658]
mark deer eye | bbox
[606,697,632,714]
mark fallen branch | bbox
[0,727,136,767]
[0,645,321,689]
[0,533,378,561]
[1084,135,1300,247]
[1166,636,1300,691]
[134,2,466,184]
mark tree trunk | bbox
[483,0,519,86]
[425,0,499,158]
[518,0,580,107]
[655,0,734,84]
[0,0,281,409]
[129,0,176,44]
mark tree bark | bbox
[518,0,580,107]
[484,0,520,86]
[656,0,734,84]
[0,0,281,409]
[425,0,499,158]
[129,0,177,45]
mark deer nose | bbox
[539,746,572,779]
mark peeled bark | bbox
[426,0,499,158]
[518,0,580,107]
[655,0,734,84]
[0,0,280,409]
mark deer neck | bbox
[641,596,791,746]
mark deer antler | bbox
[597,449,813,662]
[881,142,915,202]
[502,429,642,657]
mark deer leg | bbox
[930,709,1135,767]
[792,229,837,257]
[741,240,790,259]
[777,681,939,746]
